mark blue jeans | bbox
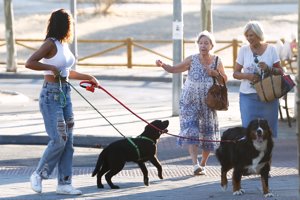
[35,82,74,185]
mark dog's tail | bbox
[91,152,104,177]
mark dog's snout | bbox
[159,129,168,135]
[256,128,263,137]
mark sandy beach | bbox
[0,0,298,68]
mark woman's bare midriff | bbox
[44,75,67,83]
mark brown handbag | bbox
[205,56,229,111]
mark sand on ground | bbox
[0,0,297,69]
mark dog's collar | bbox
[137,136,156,144]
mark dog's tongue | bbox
[257,136,264,143]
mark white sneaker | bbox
[199,166,207,175]
[30,171,42,193]
[56,184,82,195]
[193,164,201,175]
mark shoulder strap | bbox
[212,56,226,86]
[214,56,219,70]
[212,56,219,84]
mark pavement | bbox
[0,66,299,200]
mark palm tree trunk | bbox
[4,0,17,72]
[201,0,212,32]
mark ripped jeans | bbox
[36,82,74,185]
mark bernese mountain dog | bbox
[216,118,274,197]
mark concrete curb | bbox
[0,72,171,83]
[0,135,123,148]
[0,72,242,86]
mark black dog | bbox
[216,119,274,197]
[92,120,169,189]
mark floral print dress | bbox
[177,54,220,151]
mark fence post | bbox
[127,38,133,68]
[232,39,238,69]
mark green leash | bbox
[58,74,66,107]
[126,138,141,160]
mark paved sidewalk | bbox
[0,129,298,200]
[0,67,298,200]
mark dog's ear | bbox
[260,119,273,138]
[246,120,255,135]
[246,119,259,139]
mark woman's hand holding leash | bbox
[89,76,100,87]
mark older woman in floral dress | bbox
[155,30,227,175]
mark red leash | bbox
[80,81,161,132]
[79,81,233,143]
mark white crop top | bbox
[43,38,75,77]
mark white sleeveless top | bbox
[43,38,75,77]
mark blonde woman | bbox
[233,21,283,138]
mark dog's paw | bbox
[264,192,274,198]
[220,184,227,191]
[97,184,104,189]
[233,189,245,196]
[144,177,149,186]
[158,171,163,179]
[110,185,120,189]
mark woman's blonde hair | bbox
[243,21,265,41]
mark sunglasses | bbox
[253,53,259,64]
